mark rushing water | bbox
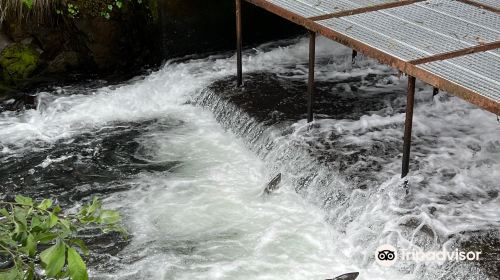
[0,37,499,279]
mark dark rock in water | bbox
[0,253,14,270]
[47,51,81,73]
[263,173,282,194]
[328,272,359,280]
[0,92,37,111]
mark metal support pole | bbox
[352,50,358,64]
[307,31,316,123]
[236,0,243,87]
[402,76,416,178]
[432,87,439,97]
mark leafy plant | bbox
[0,195,126,280]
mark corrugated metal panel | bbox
[318,17,429,60]
[266,0,405,17]
[296,0,358,14]
[245,0,500,112]
[419,55,500,103]
[267,0,323,17]
[471,0,500,9]
[417,0,500,32]
[318,6,481,61]
[383,3,500,45]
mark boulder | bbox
[0,29,13,53]
[74,17,122,70]
[0,43,40,85]
[47,51,80,73]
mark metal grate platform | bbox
[266,0,406,18]
[244,0,500,114]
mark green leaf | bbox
[13,207,27,233]
[0,267,22,280]
[69,239,89,255]
[15,195,33,206]
[99,210,120,224]
[30,216,42,231]
[116,1,123,8]
[23,233,36,257]
[36,232,58,244]
[67,247,89,280]
[40,241,66,278]
[48,213,58,228]
[38,199,53,210]
[25,262,35,280]
[0,208,9,217]
[53,205,62,215]
[22,0,33,9]
[60,218,71,230]
[88,197,102,215]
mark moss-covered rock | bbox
[0,43,40,85]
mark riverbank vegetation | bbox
[0,196,125,280]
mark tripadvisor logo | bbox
[375,244,482,267]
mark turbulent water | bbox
[0,37,499,280]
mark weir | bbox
[234,0,500,178]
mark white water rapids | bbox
[0,37,499,279]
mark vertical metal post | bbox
[236,0,243,87]
[402,76,416,178]
[432,87,439,97]
[307,31,316,123]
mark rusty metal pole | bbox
[432,87,439,97]
[236,0,243,87]
[307,31,316,123]
[402,76,416,178]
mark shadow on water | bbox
[0,118,182,204]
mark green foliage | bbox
[0,195,126,280]
[2,0,150,23]
[22,0,34,9]
[0,43,40,85]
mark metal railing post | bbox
[307,31,316,123]
[236,0,243,87]
[402,76,416,178]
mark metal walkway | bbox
[235,0,500,177]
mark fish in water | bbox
[263,173,281,194]
[327,272,359,280]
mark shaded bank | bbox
[0,0,301,104]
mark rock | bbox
[0,43,40,85]
[47,51,80,73]
[3,22,30,42]
[0,29,13,53]
[0,83,17,102]
[20,37,35,45]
